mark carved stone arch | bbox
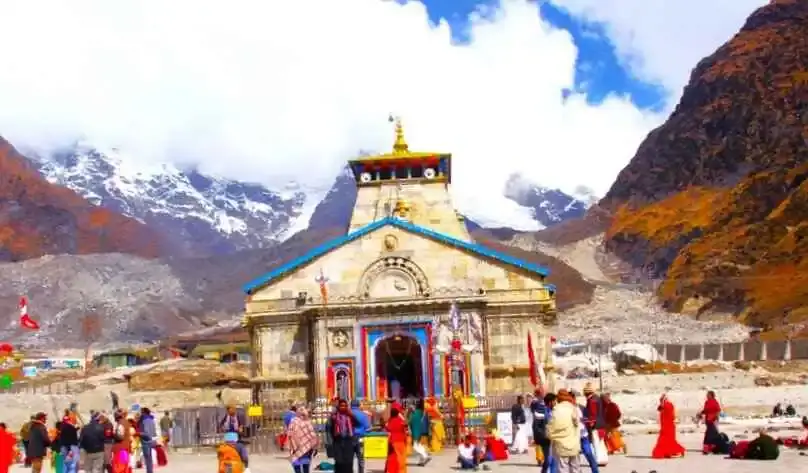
[358,257,430,299]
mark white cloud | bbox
[548,0,768,98]
[0,0,758,230]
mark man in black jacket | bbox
[79,415,107,473]
[26,412,50,473]
[60,412,81,473]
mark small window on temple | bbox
[410,166,424,178]
[394,167,409,179]
[379,168,393,181]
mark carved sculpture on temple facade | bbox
[358,257,430,300]
[431,306,484,353]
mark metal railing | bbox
[166,394,520,453]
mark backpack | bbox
[20,421,31,441]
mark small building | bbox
[22,357,86,371]
[93,348,154,369]
[168,328,250,355]
[188,342,251,363]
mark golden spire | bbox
[389,114,409,155]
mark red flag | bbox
[527,332,538,387]
[19,296,40,330]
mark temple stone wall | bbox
[485,315,552,394]
[349,182,470,240]
[246,214,557,400]
[247,225,554,309]
[255,324,310,377]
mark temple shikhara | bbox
[242,117,557,402]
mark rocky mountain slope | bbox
[600,0,808,330]
[32,144,311,256]
[0,137,162,261]
[2,224,593,347]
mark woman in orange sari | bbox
[651,394,685,459]
[384,406,409,473]
[602,394,626,454]
[424,397,445,453]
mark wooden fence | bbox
[167,395,519,453]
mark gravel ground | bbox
[12,431,805,473]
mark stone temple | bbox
[242,118,557,402]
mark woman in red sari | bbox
[651,394,685,459]
[0,423,16,473]
[384,406,409,473]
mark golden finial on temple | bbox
[388,113,408,154]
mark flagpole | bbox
[315,269,330,401]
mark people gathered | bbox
[8,387,801,472]
[8,405,171,473]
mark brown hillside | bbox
[471,231,594,309]
[0,137,162,260]
[601,0,808,329]
[531,206,611,246]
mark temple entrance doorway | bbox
[374,334,424,399]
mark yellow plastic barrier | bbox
[363,432,389,459]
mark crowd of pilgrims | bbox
[3,388,805,473]
[281,398,445,473]
[0,405,173,473]
[279,385,624,473]
[278,384,808,473]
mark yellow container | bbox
[462,397,478,409]
[363,432,389,459]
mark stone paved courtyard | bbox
[10,432,806,473]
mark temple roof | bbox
[242,216,550,294]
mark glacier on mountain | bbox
[30,142,313,255]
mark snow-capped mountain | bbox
[28,145,595,255]
[31,143,313,255]
[503,173,590,227]
[303,168,596,235]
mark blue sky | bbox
[419,0,666,111]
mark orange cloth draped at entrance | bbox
[453,389,466,444]
[377,377,388,399]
